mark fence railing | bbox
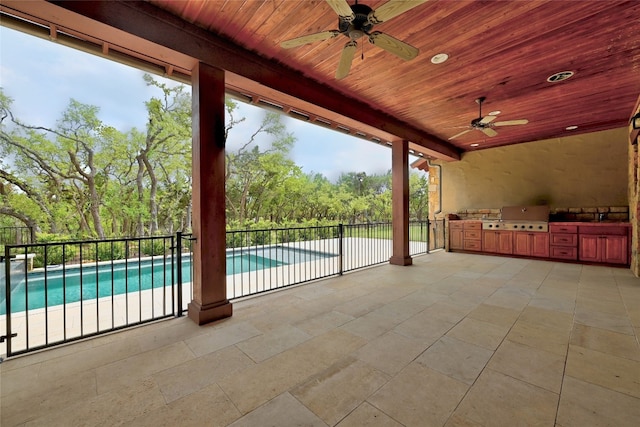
[0,226,34,247]
[2,220,444,357]
[2,236,177,357]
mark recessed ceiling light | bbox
[488,110,501,116]
[431,53,449,64]
[565,125,578,130]
[547,71,574,83]
[470,143,480,147]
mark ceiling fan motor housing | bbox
[471,118,485,128]
[339,4,374,38]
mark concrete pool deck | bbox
[1,238,429,355]
[1,251,639,426]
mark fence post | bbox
[426,220,430,253]
[3,245,14,357]
[175,232,183,317]
[338,224,343,276]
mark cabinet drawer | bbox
[464,230,481,239]
[464,240,482,251]
[550,246,578,260]
[450,222,464,230]
[579,225,628,236]
[549,224,577,233]
[464,222,481,230]
[550,233,577,246]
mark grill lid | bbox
[500,205,550,222]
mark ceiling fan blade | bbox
[479,115,497,125]
[336,41,358,79]
[368,0,429,24]
[326,0,355,22]
[493,119,529,126]
[448,129,472,140]
[482,128,498,137]
[368,32,418,61]
[281,30,340,48]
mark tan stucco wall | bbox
[627,97,640,276]
[437,128,628,213]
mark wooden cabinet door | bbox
[483,231,512,254]
[579,235,600,262]
[482,231,498,253]
[602,235,627,264]
[513,232,530,256]
[515,232,548,257]
[497,231,513,254]
[531,233,550,258]
[450,228,464,250]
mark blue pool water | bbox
[1,246,333,314]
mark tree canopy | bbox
[0,75,429,239]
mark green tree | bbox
[224,101,297,224]
[133,74,191,235]
[1,92,124,238]
[409,171,429,220]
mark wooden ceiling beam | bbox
[48,0,460,161]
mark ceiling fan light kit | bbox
[281,0,427,79]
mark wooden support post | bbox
[188,62,233,324]
[390,140,413,266]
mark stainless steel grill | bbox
[482,205,550,232]
[482,221,548,232]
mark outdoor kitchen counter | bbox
[449,220,631,266]
[548,221,631,265]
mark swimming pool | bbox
[1,246,334,314]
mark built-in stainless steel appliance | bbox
[482,205,550,232]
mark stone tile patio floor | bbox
[1,251,639,426]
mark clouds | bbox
[1,28,153,131]
[1,26,417,182]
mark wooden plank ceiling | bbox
[2,0,639,161]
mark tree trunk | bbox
[136,155,146,236]
[87,175,105,239]
[0,206,41,234]
[142,155,158,234]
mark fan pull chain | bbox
[362,40,364,60]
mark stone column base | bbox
[389,256,413,266]
[188,299,233,325]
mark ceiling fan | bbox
[448,97,529,140]
[280,0,427,79]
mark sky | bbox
[0,26,424,182]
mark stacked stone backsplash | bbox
[448,206,629,222]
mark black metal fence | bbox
[2,236,177,357]
[0,227,34,247]
[2,220,444,357]
[225,224,341,301]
